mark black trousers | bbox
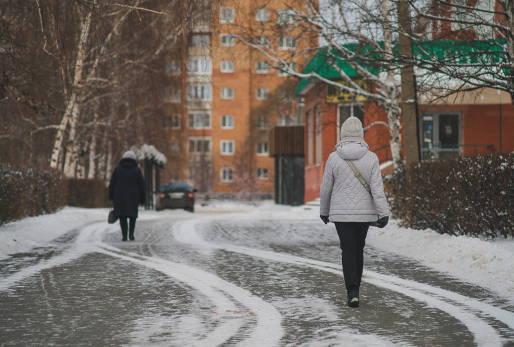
[119,217,136,238]
[335,222,370,291]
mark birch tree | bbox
[234,0,405,168]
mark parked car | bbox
[155,182,196,212]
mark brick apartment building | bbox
[298,51,514,203]
[162,0,316,194]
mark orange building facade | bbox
[164,0,316,194]
[300,82,514,203]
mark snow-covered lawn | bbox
[1,200,513,301]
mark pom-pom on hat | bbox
[340,116,364,140]
[122,150,137,160]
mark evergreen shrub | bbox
[67,178,106,208]
[385,153,514,238]
[0,165,67,225]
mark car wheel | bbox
[185,206,194,213]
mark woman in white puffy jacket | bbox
[320,116,390,307]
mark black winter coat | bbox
[108,158,146,218]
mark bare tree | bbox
[396,0,513,103]
[232,0,407,168]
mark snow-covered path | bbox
[1,203,514,346]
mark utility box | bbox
[269,125,305,206]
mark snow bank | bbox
[0,207,107,260]
[367,220,514,299]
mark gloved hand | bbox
[320,215,329,224]
[377,216,389,228]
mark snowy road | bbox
[1,210,514,346]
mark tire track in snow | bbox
[175,219,510,347]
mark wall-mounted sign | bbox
[326,80,368,104]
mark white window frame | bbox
[188,112,211,129]
[256,61,269,74]
[220,140,235,155]
[277,9,297,25]
[221,115,234,129]
[166,61,181,76]
[256,88,269,100]
[220,167,234,182]
[188,58,212,75]
[256,115,268,129]
[220,7,234,23]
[167,88,181,103]
[257,142,269,156]
[188,84,212,101]
[256,9,269,21]
[257,168,269,180]
[221,34,235,46]
[168,114,181,129]
[278,63,297,76]
[220,87,234,99]
[255,36,269,46]
[170,143,180,156]
[278,36,297,50]
[221,60,234,73]
[192,34,210,47]
[188,137,212,154]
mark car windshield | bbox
[160,183,191,193]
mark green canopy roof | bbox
[296,40,506,95]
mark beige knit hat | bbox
[122,150,137,160]
[340,116,364,140]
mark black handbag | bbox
[108,206,118,224]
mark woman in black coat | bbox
[108,151,146,241]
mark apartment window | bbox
[220,168,234,182]
[165,114,181,129]
[256,61,269,73]
[221,34,235,46]
[256,88,268,100]
[188,137,211,153]
[192,34,210,47]
[221,115,234,129]
[220,140,235,155]
[278,36,297,50]
[257,168,269,180]
[188,58,212,74]
[277,9,297,25]
[255,36,269,46]
[221,61,234,72]
[188,84,211,100]
[221,88,234,99]
[278,63,297,76]
[256,115,268,129]
[166,61,181,75]
[170,143,180,156]
[188,113,210,129]
[220,7,234,23]
[257,142,269,155]
[166,88,181,103]
[256,9,269,21]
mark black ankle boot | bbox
[347,289,359,307]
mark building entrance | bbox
[421,113,461,159]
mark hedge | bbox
[67,178,107,208]
[385,153,514,238]
[0,165,67,225]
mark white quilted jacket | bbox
[320,140,390,222]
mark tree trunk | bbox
[49,9,93,169]
[87,114,99,179]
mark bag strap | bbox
[344,159,371,195]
